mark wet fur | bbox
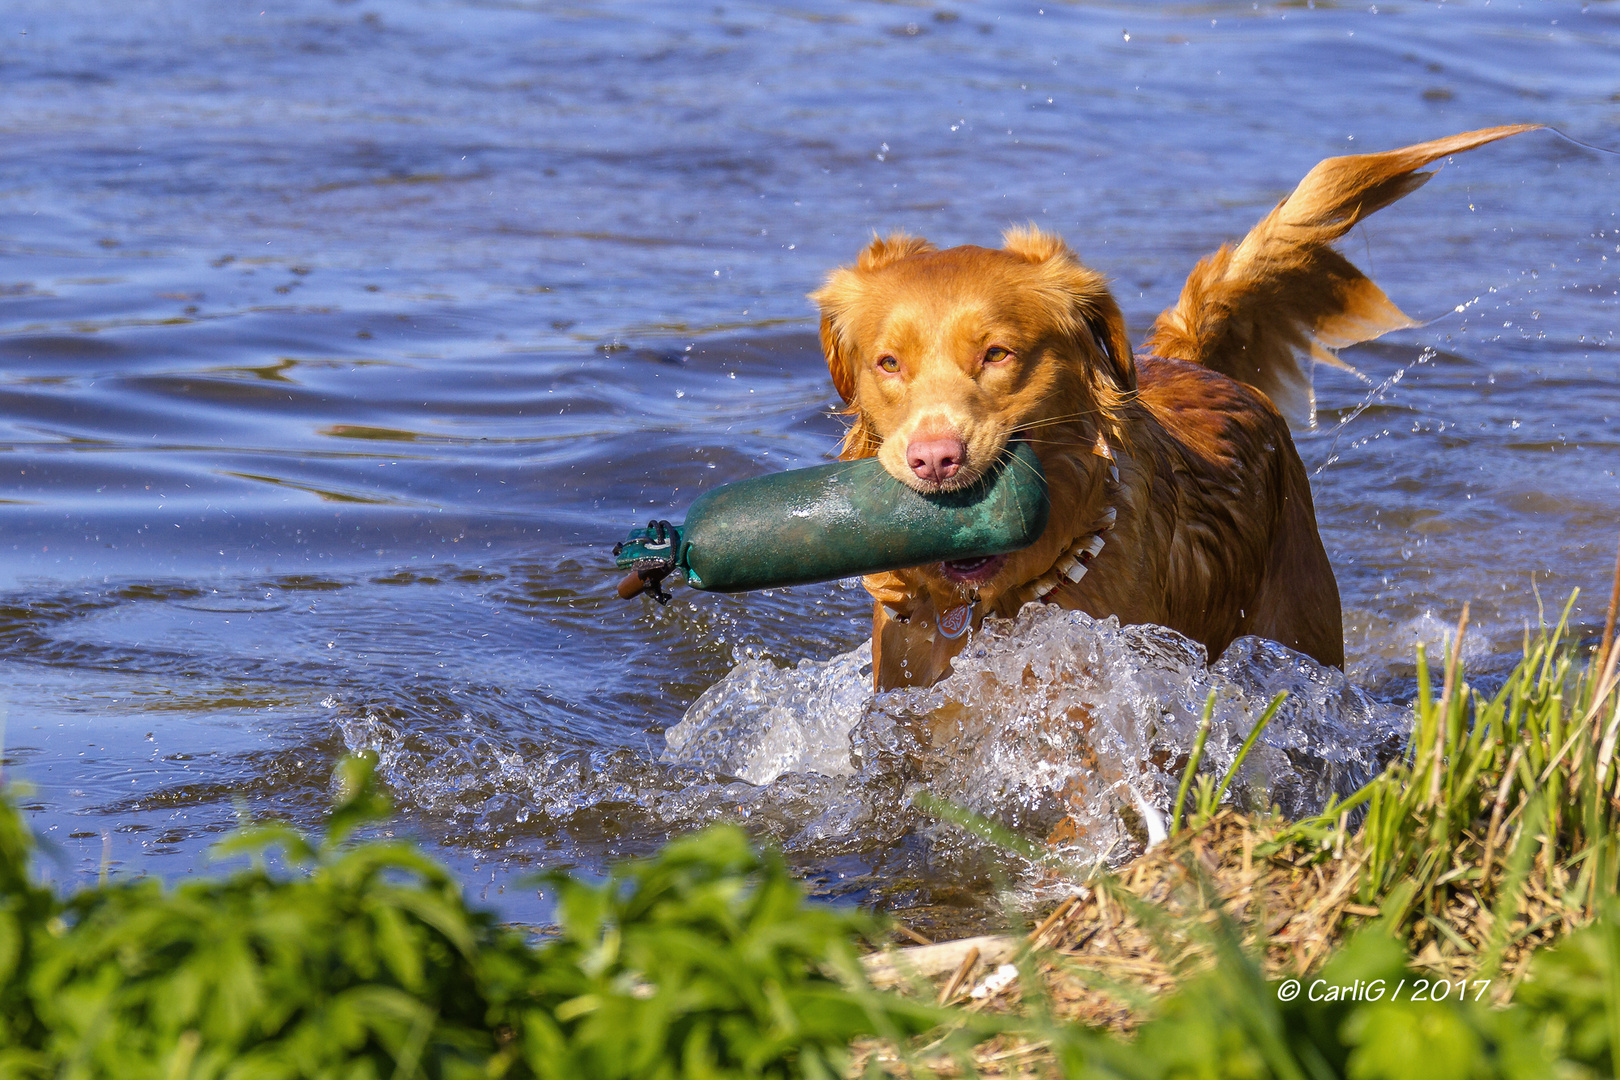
[810,125,1538,691]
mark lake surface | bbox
[2,0,1616,926]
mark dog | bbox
[810,125,1537,692]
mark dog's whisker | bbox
[1014,410,1098,424]
[995,445,1045,486]
[1009,412,1104,431]
[1013,439,1093,454]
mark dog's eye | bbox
[984,346,1012,364]
[877,355,900,373]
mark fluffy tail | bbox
[1143,124,1540,426]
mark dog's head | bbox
[810,226,1135,495]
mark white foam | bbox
[663,604,1402,864]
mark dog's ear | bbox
[811,301,881,459]
[1002,224,1137,395]
[810,267,861,404]
[1079,292,1137,399]
[817,307,856,403]
[810,232,938,404]
[999,224,1070,265]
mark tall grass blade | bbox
[1171,690,1216,836]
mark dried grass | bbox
[858,804,1589,1077]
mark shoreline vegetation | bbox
[5,573,1620,1076]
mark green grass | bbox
[1264,594,1620,975]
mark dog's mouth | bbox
[902,466,983,496]
[939,553,1007,584]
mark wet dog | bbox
[810,125,1536,691]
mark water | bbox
[2,0,1616,925]
[664,609,1401,890]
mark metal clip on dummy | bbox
[613,519,682,604]
[611,440,1050,601]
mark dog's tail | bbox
[1143,124,1539,426]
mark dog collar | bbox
[1026,505,1116,602]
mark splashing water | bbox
[339,603,1404,913]
[665,604,1404,867]
[665,643,874,784]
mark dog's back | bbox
[1116,354,1343,668]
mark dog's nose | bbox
[907,435,964,482]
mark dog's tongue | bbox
[940,552,1008,585]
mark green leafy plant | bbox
[0,775,55,1076]
[502,826,938,1080]
[0,757,931,1079]
[20,756,521,1079]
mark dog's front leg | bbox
[873,598,932,692]
[871,593,978,691]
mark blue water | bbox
[1,0,1616,924]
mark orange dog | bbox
[811,125,1536,691]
